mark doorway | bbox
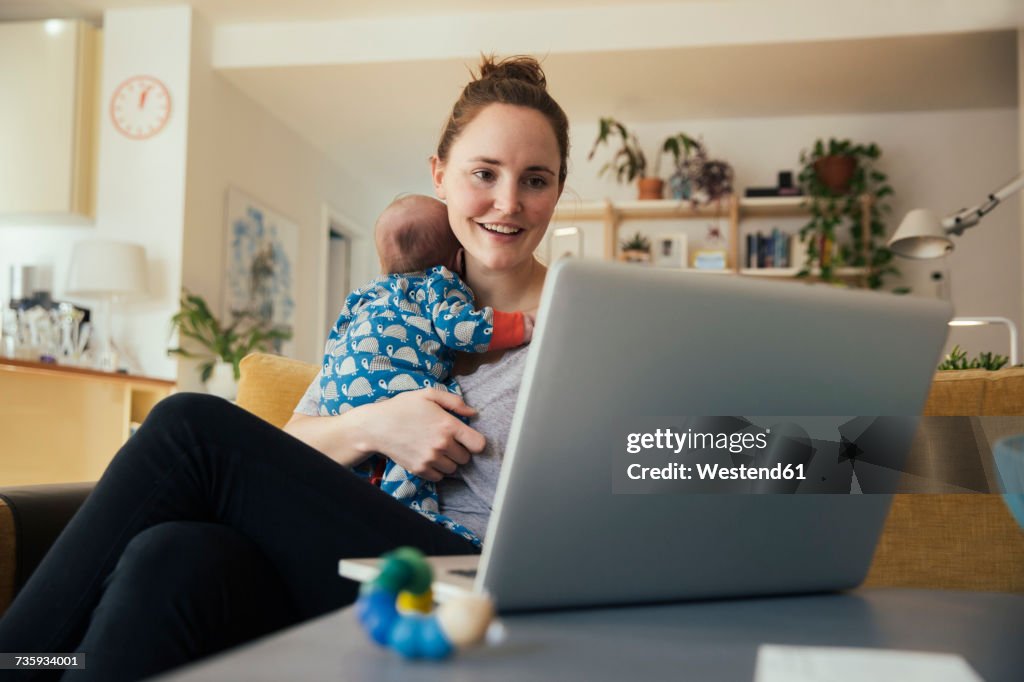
[325,227,350,336]
[318,204,370,357]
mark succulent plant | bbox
[937,344,1010,371]
[620,232,651,252]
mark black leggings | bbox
[0,393,479,681]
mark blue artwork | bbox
[223,187,298,353]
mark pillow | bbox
[236,353,319,429]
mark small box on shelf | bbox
[693,249,727,271]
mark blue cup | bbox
[993,434,1024,530]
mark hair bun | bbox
[477,55,547,89]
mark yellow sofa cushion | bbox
[236,353,320,429]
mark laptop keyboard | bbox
[449,568,478,578]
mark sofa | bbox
[2,355,1023,616]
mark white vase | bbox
[205,361,238,401]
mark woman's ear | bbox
[430,156,447,200]
[455,247,466,278]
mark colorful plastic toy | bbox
[355,546,495,660]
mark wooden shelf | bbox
[739,196,808,217]
[551,193,872,284]
[740,267,868,278]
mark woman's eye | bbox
[525,176,548,189]
[472,169,495,182]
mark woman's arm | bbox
[283,389,486,482]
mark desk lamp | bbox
[888,172,1024,258]
[888,172,1024,365]
[66,240,148,372]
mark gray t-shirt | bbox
[293,346,528,539]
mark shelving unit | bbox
[551,194,872,283]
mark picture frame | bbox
[651,233,688,268]
[222,186,298,355]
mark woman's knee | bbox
[108,522,265,599]
[145,392,235,429]
[111,522,296,625]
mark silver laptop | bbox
[341,260,952,612]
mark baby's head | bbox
[375,195,459,274]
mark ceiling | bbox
[0,0,662,23]
[0,1,1019,197]
[220,30,1018,196]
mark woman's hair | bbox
[437,54,570,184]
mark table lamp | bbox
[65,240,148,372]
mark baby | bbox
[318,195,533,546]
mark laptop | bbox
[340,259,952,612]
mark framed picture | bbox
[222,187,298,354]
[651,233,688,268]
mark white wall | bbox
[0,7,192,380]
[180,11,380,390]
[559,107,1020,360]
[92,6,192,380]
[1019,29,1024,348]
[2,6,383,385]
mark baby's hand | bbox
[522,313,535,343]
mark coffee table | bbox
[156,589,1024,681]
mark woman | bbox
[0,55,569,681]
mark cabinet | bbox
[550,195,872,283]
[0,20,99,220]
[0,359,174,485]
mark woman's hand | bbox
[359,389,486,481]
[283,389,486,481]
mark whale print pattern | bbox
[318,266,517,547]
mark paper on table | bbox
[754,645,983,682]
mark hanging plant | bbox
[797,138,897,289]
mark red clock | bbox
[110,75,171,139]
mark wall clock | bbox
[109,75,171,139]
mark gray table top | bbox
[157,589,1024,682]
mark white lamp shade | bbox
[66,240,149,298]
[887,209,953,259]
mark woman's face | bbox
[431,103,563,274]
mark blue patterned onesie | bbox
[319,266,525,547]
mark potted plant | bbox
[168,289,293,399]
[660,132,704,200]
[588,117,663,200]
[797,138,897,289]
[659,133,734,207]
[619,232,652,263]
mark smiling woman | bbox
[430,56,569,318]
[0,54,573,682]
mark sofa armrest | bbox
[0,482,94,615]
